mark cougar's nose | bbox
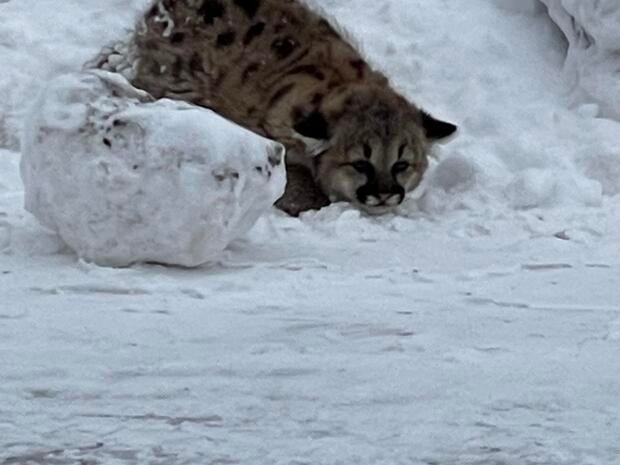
[378,184,405,205]
[377,192,404,206]
[365,190,404,207]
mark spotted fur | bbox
[112,0,457,214]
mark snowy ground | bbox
[1,0,620,464]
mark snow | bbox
[1,0,620,464]
[0,0,149,150]
[20,70,286,267]
[541,0,620,120]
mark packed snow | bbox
[21,70,285,267]
[1,0,620,464]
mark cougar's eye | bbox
[351,160,374,174]
[391,161,410,175]
[363,143,372,159]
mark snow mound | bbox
[20,70,286,267]
[541,0,620,118]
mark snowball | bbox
[20,70,286,267]
[540,0,620,119]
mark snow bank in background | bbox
[493,0,544,14]
[20,71,286,267]
[354,0,620,213]
[541,0,620,119]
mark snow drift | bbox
[541,0,620,119]
[20,70,286,267]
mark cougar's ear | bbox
[293,110,330,141]
[421,111,458,141]
[292,110,331,156]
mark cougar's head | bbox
[292,86,457,214]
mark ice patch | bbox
[20,70,286,267]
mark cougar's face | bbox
[292,88,458,214]
[315,128,430,214]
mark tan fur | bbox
[121,0,456,215]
